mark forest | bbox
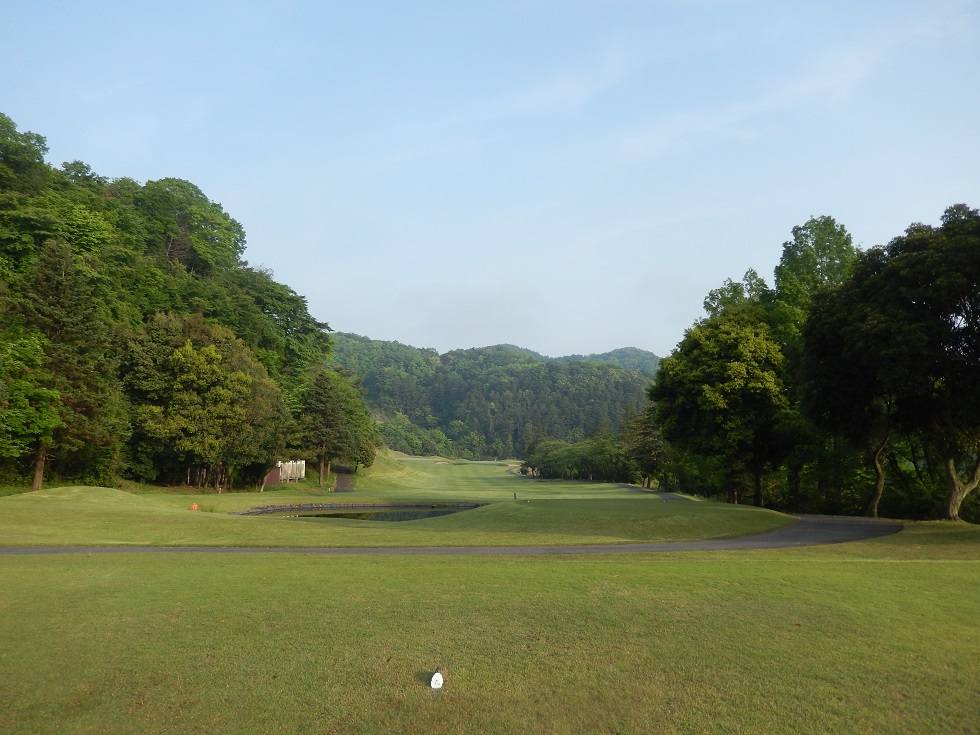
[637,209,980,522]
[1,110,978,522]
[329,334,656,460]
[0,113,376,491]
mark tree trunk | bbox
[32,442,47,491]
[787,464,802,512]
[944,457,980,521]
[753,468,764,507]
[318,456,325,486]
[864,436,889,518]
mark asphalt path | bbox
[0,514,902,556]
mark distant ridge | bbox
[493,344,661,377]
[329,334,657,459]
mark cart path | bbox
[0,515,902,556]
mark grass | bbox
[0,456,977,734]
[0,457,792,547]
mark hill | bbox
[493,344,661,376]
[330,334,657,459]
[0,112,342,489]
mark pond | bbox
[236,503,481,523]
[286,507,466,523]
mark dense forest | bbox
[522,210,980,522]
[0,113,377,490]
[2,111,978,522]
[496,345,661,376]
[329,334,655,459]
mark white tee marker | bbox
[430,666,447,689]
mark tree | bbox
[0,113,50,194]
[298,369,376,485]
[620,404,667,489]
[801,248,903,517]
[771,215,858,357]
[650,306,788,506]
[124,317,290,489]
[18,240,130,486]
[883,206,980,519]
[802,205,980,520]
[0,332,62,469]
[136,178,245,274]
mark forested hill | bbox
[330,333,655,459]
[495,344,661,376]
[0,112,380,490]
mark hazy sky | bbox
[3,1,978,357]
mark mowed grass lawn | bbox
[0,456,793,547]
[1,457,977,734]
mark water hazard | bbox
[290,508,464,522]
[236,503,480,523]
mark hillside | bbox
[0,112,355,489]
[330,334,657,459]
[493,344,661,376]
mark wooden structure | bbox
[263,460,306,487]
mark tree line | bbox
[523,210,979,522]
[647,209,980,521]
[0,113,377,491]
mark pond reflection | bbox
[291,508,464,522]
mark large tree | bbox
[0,332,62,468]
[19,240,130,486]
[802,205,980,520]
[771,215,858,358]
[298,369,377,485]
[124,317,290,489]
[884,206,980,519]
[801,248,903,517]
[650,305,788,506]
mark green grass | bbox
[1,456,977,733]
[0,457,793,547]
[1,531,977,734]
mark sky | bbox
[3,1,978,358]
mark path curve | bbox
[0,515,901,556]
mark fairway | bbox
[0,456,795,548]
[1,457,977,734]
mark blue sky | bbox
[3,1,978,357]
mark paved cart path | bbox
[0,514,902,556]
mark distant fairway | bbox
[1,456,977,734]
[0,455,795,548]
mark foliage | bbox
[803,205,980,519]
[330,334,652,460]
[647,206,980,522]
[651,304,788,506]
[0,112,340,489]
[295,368,377,484]
[0,331,62,462]
[521,433,634,483]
